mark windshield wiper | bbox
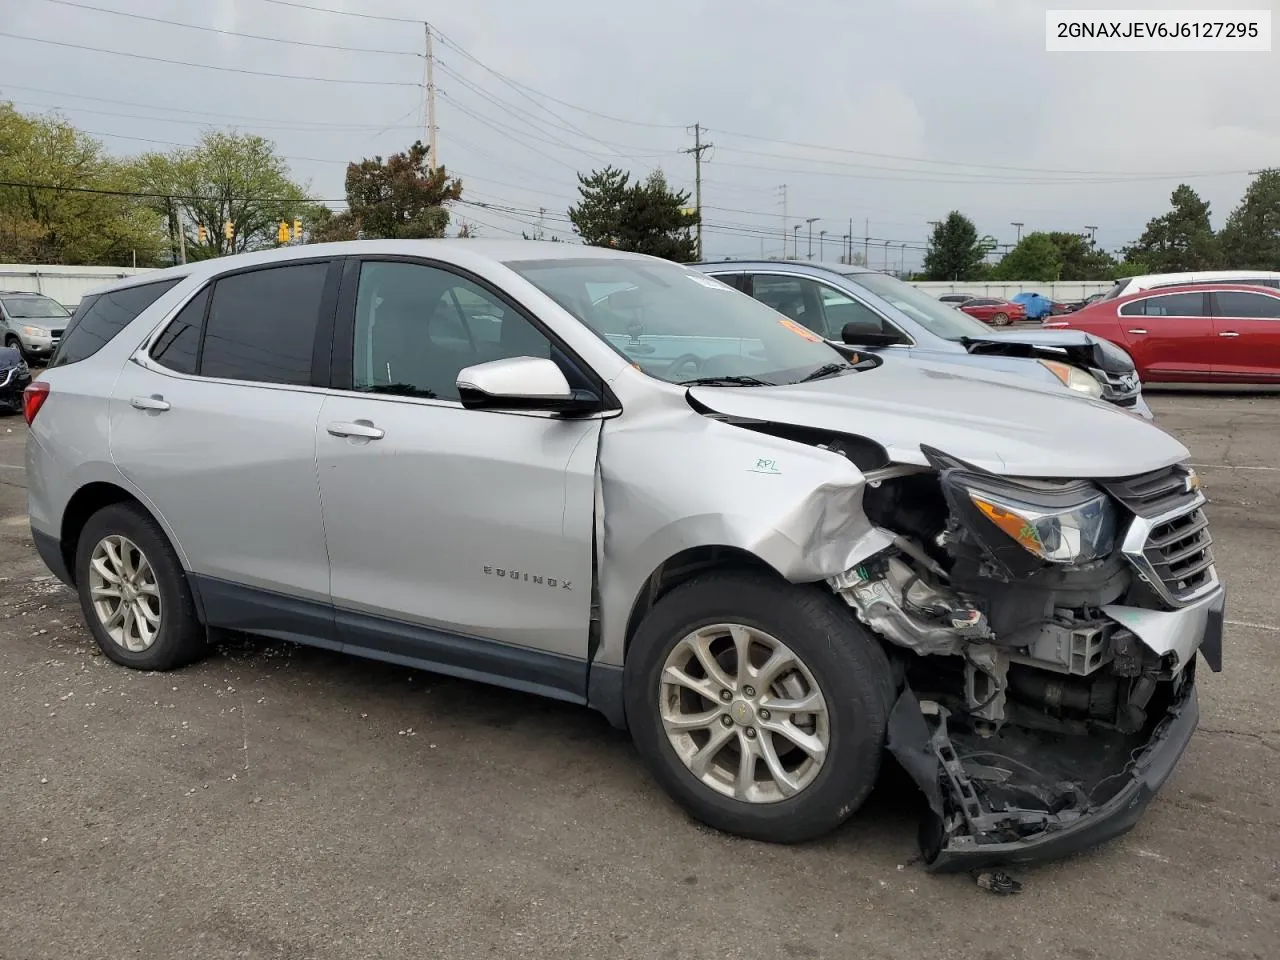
[795,362,854,383]
[678,375,774,387]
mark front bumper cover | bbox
[888,590,1222,873]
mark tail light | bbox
[23,381,49,425]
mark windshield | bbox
[838,270,993,341]
[1,296,69,320]
[506,257,851,385]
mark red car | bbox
[957,297,1026,326]
[1043,283,1280,383]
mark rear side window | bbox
[151,287,210,375]
[1212,291,1280,319]
[49,278,181,368]
[198,263,328,386]
[1120,292,1206,318]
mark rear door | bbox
[1116,291,1214,381]
[110,259,342,642]
[1208,290,1280,382]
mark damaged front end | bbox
[827,449,1224,871]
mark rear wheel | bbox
[991,312,1010,326]
[625,571,895,844]
[74,502,207,670]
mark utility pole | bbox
[1011,221,1023,243]
[1084,224,1098,244]
[899,243,906,276]
[842,233,849,265]
[863,217,870,266]
[777,184,787,259]
[805,217,818,259]
[682,123,713,261]
[792,224,801,259]
[424,23,438,167]
[177,207,186,264]
[847,217,852,263]
[819,229,827,261]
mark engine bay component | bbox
[829,552,991,657]
[1007,620,1115,676]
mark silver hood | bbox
[689,360,1186,478]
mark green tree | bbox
[0,104,167,265]
[1123,183,1221,273]
[922,212,987,280]
[568,166,697,261]
[314,141,462,243]
[1219,169,1280,269]
[128,130,311,259]
[1043,231,1118,280]
[992,232,1063,281]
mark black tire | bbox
[624,571,895,844]
[991,312,1010,326]
[4,335,25,361]
[74,502,207,670]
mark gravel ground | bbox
[0,393,1276,960]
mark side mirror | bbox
[456,357,598,414]
[841,324,907,348]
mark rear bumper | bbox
[31,525,72,586]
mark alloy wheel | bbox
[659,623,830,803]
[87,534,163,652]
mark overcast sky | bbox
[2,0,1277,268]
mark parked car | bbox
[958,297,1026,326]
[0,344,31,413]
[936,293,974,307]
[1010,291,1067,320]
[0,291,71,362]
[1061,292,1106,313]
[1045,282,1280,383]
[26,241,1220,872]
[693,261,1150,418]
[1103,270,1280,301]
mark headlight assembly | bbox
[21,325,49,338]
[1039,359,1104,399]
[965,486,1117,564]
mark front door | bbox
[314,258,602,701]
[1208,289,1280,382]
[1116,291,1215,381]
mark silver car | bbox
[0,291,71,361]
[24,241,1223,872]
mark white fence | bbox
[911,280,1113,300]
[0,264,156,309]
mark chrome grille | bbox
[1101,464,1197,518]
[1142,507,1215,602]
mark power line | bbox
[0,31,422,87]
[37,0,423,57]
[254,0,424,23]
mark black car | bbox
[0,345,32,413]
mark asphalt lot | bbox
[0,393,1277,960]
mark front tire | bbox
[74,502,207,670]
[4,335,26,361]
[624,571,895,844]
[991,312,1010,326]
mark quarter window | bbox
[199,263,329,386]
[49,279,181,368]
[150,287,210,375]
[351,261,553,402]
[1212,291,1280,319]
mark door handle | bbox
[327,420,384,440]
[130,394,170,412]
[1218,331,1240,337]
[1126,328,1148,335]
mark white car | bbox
[1104,270,1280,301]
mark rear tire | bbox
[624,571,895,844]
[74,502,207,670]
[991,312,1010,326]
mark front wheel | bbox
[4,335,26,361]
[624,571,895,844]
[991,312,1010,326]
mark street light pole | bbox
[1084,224,1098,244]
[806,217,818,260]
[842,233,849,264]
[792,224,801,260]
[883,239,891,272]
[900,242,906,276]
[1011,221,1024,243]
[819,229,827,260]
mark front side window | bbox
[49,279,181,368]
[752,274,892,340]
[199,263,329,386]
[1212,291,1280,319]
[506,258,849,386]
[352,261,554,402]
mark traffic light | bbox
[293,218,302,240]
[223,221,234,241]
[197,224,207,243]
[277,221,290,244]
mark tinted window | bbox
[707,271,747,292]
[352,261,553,402]
[49,279,182,368]
[199,263,328,385]
[150,287,210,375]
[1120,292,1205,317]
[1212,291,1280,319]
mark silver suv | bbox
[24,241,1224,872]
[0,291,71,361]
